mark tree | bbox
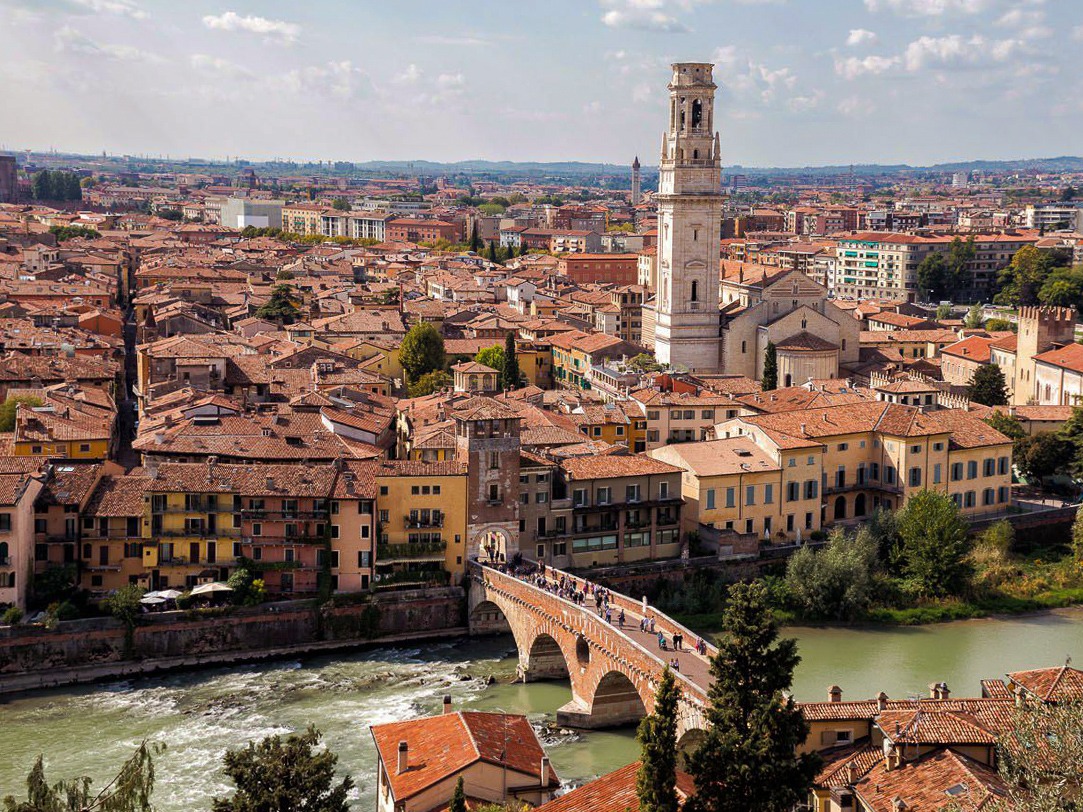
[893,490,971,597]
[629,353,665,373]
[1072,506,1083,561]
[684,582,818,812]
[501,332,521,391]
[935,302,953,320]
[0,396,42,432]
[1037,265,1083,312]
[400,323,446,384]
[637,668,680,812]
[331,197,350,212]
[103,584,145,656]
[1015,432,1072,482]
[487,240,498,264]
[407,370,452,397]
[475,344,505,372]
[964,303,984,329]
[1059,406,1083,479]
[946,236,976,296]
[449,777,467,812]
[3,741,161,812]
[917,252,950,301]
[990,700,1083,812]
[761,342,778,391]
[968,364,1008,406]
[994,245,1065,307]
[469,221,481,253]
[211,726,352,812]
[982,411,1026,444]
[49,226,100,242]
[158,209,183,221]
[227,566,266,606]
[984,317,1015,332]
[785,527,879,621]
[254,284,300,324]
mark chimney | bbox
[877,691,888,711]
[828,685,842,703]
[1014,686,1026,708]
[928,682,940,700]
[397,741,408,774]
[938,682,950,700]
[154,431,165,445]
[892,797,906,811]
[266,476,275,490]
[845,764,858,786]
[885,747,900,772]
[443,694,452,714]
[540,756,551,788]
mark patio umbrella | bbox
[156,589,183,599]
[142,590,161,599]
[190,582,233,596]
[140,596,166,605]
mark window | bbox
[787,482,800,501]
[951,462,964,481]
[745,519,754,534]
[380,486,388,496]
[933,463,942,484]
[725,488,735,508]
[433,486,441,495]
[626,484,641,503]
[764,484,773,504]
[411,486,420,495]
[911,444,922,454]
[805,480,818,500]
[805,512,813,530]
[964,491,976,508]
[967,460,978,480]
[983,488,995,506]
[701,410,714,420]
[838,443,848,452]
[489,452,500,470]
[251,522,262,537]
[573,488,588,507]
[933,442,945,451]
[983,458,996,477]
[659,481,670,499]
[536,492,548,503]
[0,514,10,533]
[745,485,756,506]
[997,456,1009,475]
[358,550,371,567]
[597,486,611,505]
[488,484,500,502]
[520,492,530,505]
[909,468,922,487]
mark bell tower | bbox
[653,62,722,372]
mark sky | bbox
[0,0,1080,168]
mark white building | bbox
[652,62,724,372]
[1025,203,1083,232]
[219,198,284,229]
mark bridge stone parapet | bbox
[467,561,710,739]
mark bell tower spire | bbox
[653,62,722,372]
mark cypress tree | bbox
[684,582,819,812]
[636,667,680,812]
[449,776,467,812]
[501,331,521,390]
[761,342,778,391]
[487,240,497,263]
[469,221,480,253]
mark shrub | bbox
[2,606,24,625]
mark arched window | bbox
[693,148,699,160]
[741,341,747,353]
[801,318,807,329]
[0,541,8,561]
[691,99,702,128]
[691,280,698,302]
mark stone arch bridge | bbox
[468,561,713,744]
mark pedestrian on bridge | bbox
[673,631,683,651]
[617,608,625,628]
[657,631,667,650]
[670,657,680,673]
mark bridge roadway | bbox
[468,560,715,741]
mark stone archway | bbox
[676,728,707,769]
[469,599,513,636]
[854,493,867,517]
[588,670,648,727]
[525,633,571,681]
[475,528,511,564]
[833,495,846,521]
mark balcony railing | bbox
[377,541,447,561]
[403,515,444,529]
[240,535,325,545]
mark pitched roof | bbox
[535,762,694,812]
[1033,342,1083,374]
[560,454,680,481]
[370,711,558,802]
[1007,665,1083,703]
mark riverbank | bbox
[0,587,465,696]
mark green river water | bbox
[1,608,1080,809]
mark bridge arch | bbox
[524,632,571,681]
[676,727,707,768]
[587,670,649,727]
[469,599,513,636]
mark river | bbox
[1,609,1080,809]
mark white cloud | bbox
[601,8,688,32]
[54,24,161,61]
[281,61,370,99]
[864,0,991,16]
[836,96,866,117]
[68,0,147,19]
[834,54,899,79]
[903,34,1022,71]
[788,89,824,112]
[710,46,800,106]
[189,53,252,79]
[394,64,423,84]
[847,28,878,47]
[202,11,300,44]
[436,72,465,90]
[632,82,654,103]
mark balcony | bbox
[240,535,325,545]
[403,514,444,529]
[0,556,11,567]
[377,541,447,562]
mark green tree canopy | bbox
[784,527,880,621]
[400,323,446,384]
[475,344,505,372]
[49,226,100,242]
[684,581,818,812]
[501,331,522,391]
[629,353,664,373]
[761,342,778,391]
[0,396,42,432]
[407,370,453,397]
[981,411,1026,443]
[3,741,162,812]
[1037,266,1083,312]
[254,284,300,324]
[211,726,352,812]
[1015,431,1072,482]
[968,364,1008,406]
[637,668,680,812]
[917,253,950,301]
[331,198,350,211]
[893,490,972,597]
[935,302,953,320]
[983,317,1015,332]
[963,303,984,329]
[994,245,1070,307]
[449,777,467,812]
